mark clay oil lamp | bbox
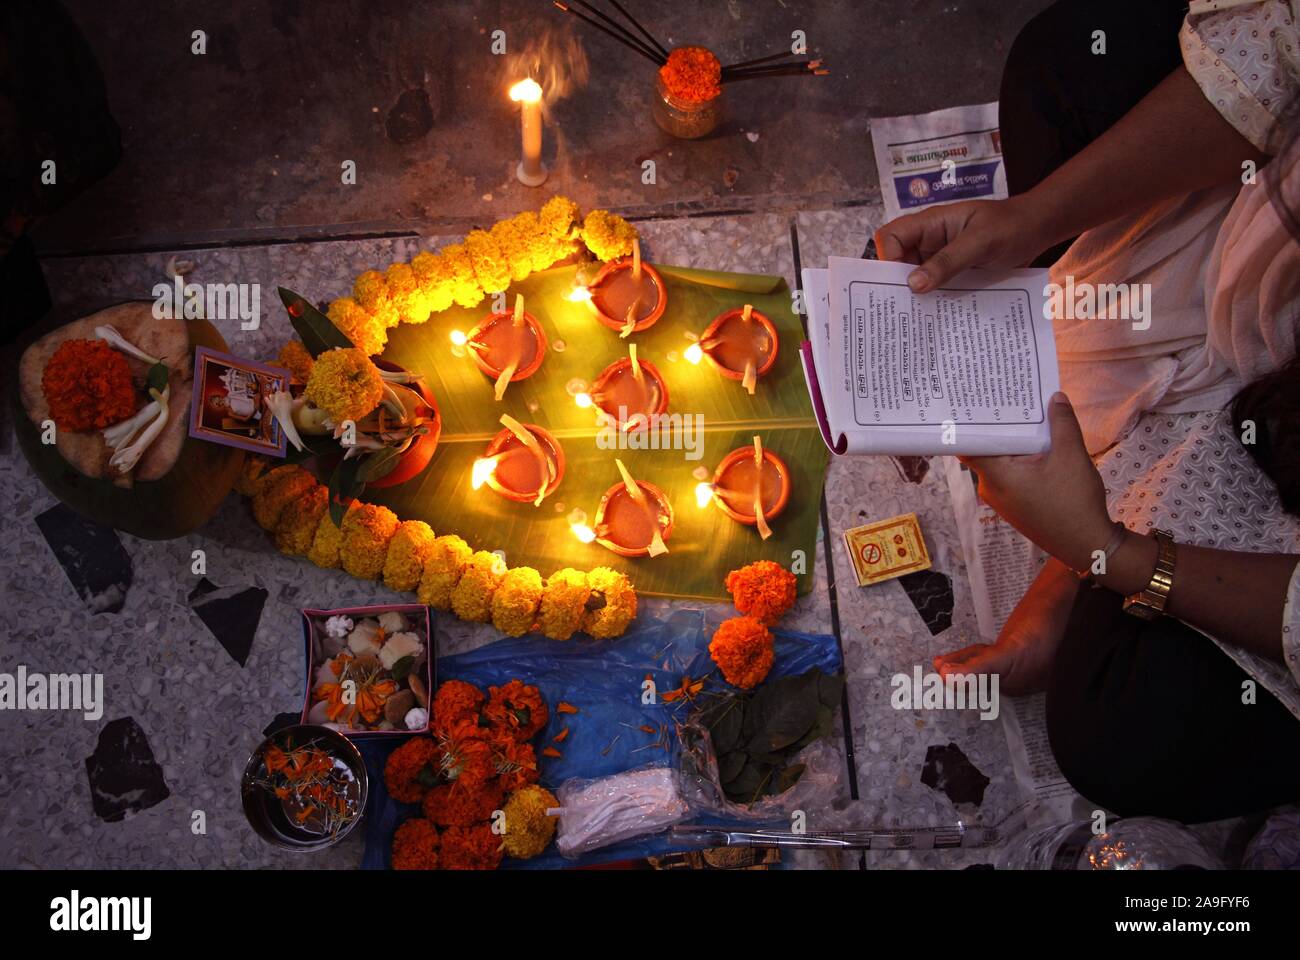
[580,343,669,432]
[696,435,790,540]
[589,458,673,557]
[463,294,547,400]
[583,239,667,338]
[471,414,564,507]
[694,302,779,395]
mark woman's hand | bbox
[961,392,1113,572]
[935,560,1080,696]
[874,195,1056,292]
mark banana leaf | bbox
[371,262,828,601]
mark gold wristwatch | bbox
[1122,529,1177,620]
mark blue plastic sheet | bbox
[359,608,842,869]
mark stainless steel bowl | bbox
[241,724,368,852]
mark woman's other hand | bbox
[961,392,1113,571]
[935,559,1080,696]
[874,195,1055,293]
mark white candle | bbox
[510,78,547,187]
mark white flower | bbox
[324,615,353,639]
[404,707,429,731]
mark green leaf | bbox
[356,446,402,483]
[817,671,845,710]
[773,762,806,795]
[146,362,170,395]
[328,457,365,527]
[278,287,355,357]
[282,435,338,466]
[718,750,747,784]
[391,655,415,682]
[415,764,440,789]
[747,673,820,753]
[709,700,744,755]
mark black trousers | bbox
[1004,1,1300,820]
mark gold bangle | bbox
[1122,529,1177,620]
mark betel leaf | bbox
[328,457,365,527]
[146,361,170,395]
[718,750,747,785]
[282,435,338,466]
[356,446,402,483]
[817,671,845,710]
[390,655,416,682]
[747,679,820,753]
[708,700,744,755]
[278,287,355,358]
[774,763,807,795]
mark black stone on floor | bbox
[921,742,990,807]
[84,717,170,822]
[262,712,303,738]
[35,503,133,614]
[898,568,954,635]
[189,578,268,668]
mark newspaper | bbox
[870,102,1008,223]
[942,455,1090,825]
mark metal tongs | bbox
[671,822,1003,851]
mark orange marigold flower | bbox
[303,346,384,424]
[432,679,485,736]
[41,338,137,431]
[275,339,314,384]
[659,46,722,103]
[422,780,504,827]
[445,736,495,790]
[439,823,503,870]
[709,615,776,689]
[725,560,798,625]
[484,680,549,742]
[384,737,438,804]
[494,739,540,792]
[391,817,440,870]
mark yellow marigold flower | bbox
[582,567,637,639]
[465,229,511,297]
[352,270,389,312]
[411,250,455,314]
[327,297,388,356]
[440,243,485,308]
[340,502,399,580]
[308,507,349,569]
[235,456,270,497]
[501,785,559,859]
[417,535,473,610]
[535,196,580,271]
[491,212,539,282]
[275,484,329,556]
[538,567,589,641]
[253,465,317,531]
[383,520,437,593]
[582,209,638,262]
[304,347,385,424]
[386,262,429,326]
[451,550,507,623]
[492,566,543,637]
[276,339,314,384]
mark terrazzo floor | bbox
[2,208,1022,869]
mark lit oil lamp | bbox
[464,294,547,400]
[697,302,779,394]
[472,415,564,506]
[697,435,790,540]
[584,239,667,338]
[584,343,669,431]
[589,458,672,557]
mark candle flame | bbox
[509,77,543,103]
[450,329,468,347]
[574,392,593,409]
[684,342,704,365]
[566,286,593,303]
[695,481,715,509]
[471,456,500,490]
[571,522,597,544]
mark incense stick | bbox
[606,0,669,60]
[553,1,664,65]
[571,0,663,63]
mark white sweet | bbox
[347,619,383,656]
[324,615,354,639]
[404,707,429,731]
[378,611,407,635]
[378,631,423,670]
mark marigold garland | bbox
[323,196,638,356]
[41,338,138,432]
